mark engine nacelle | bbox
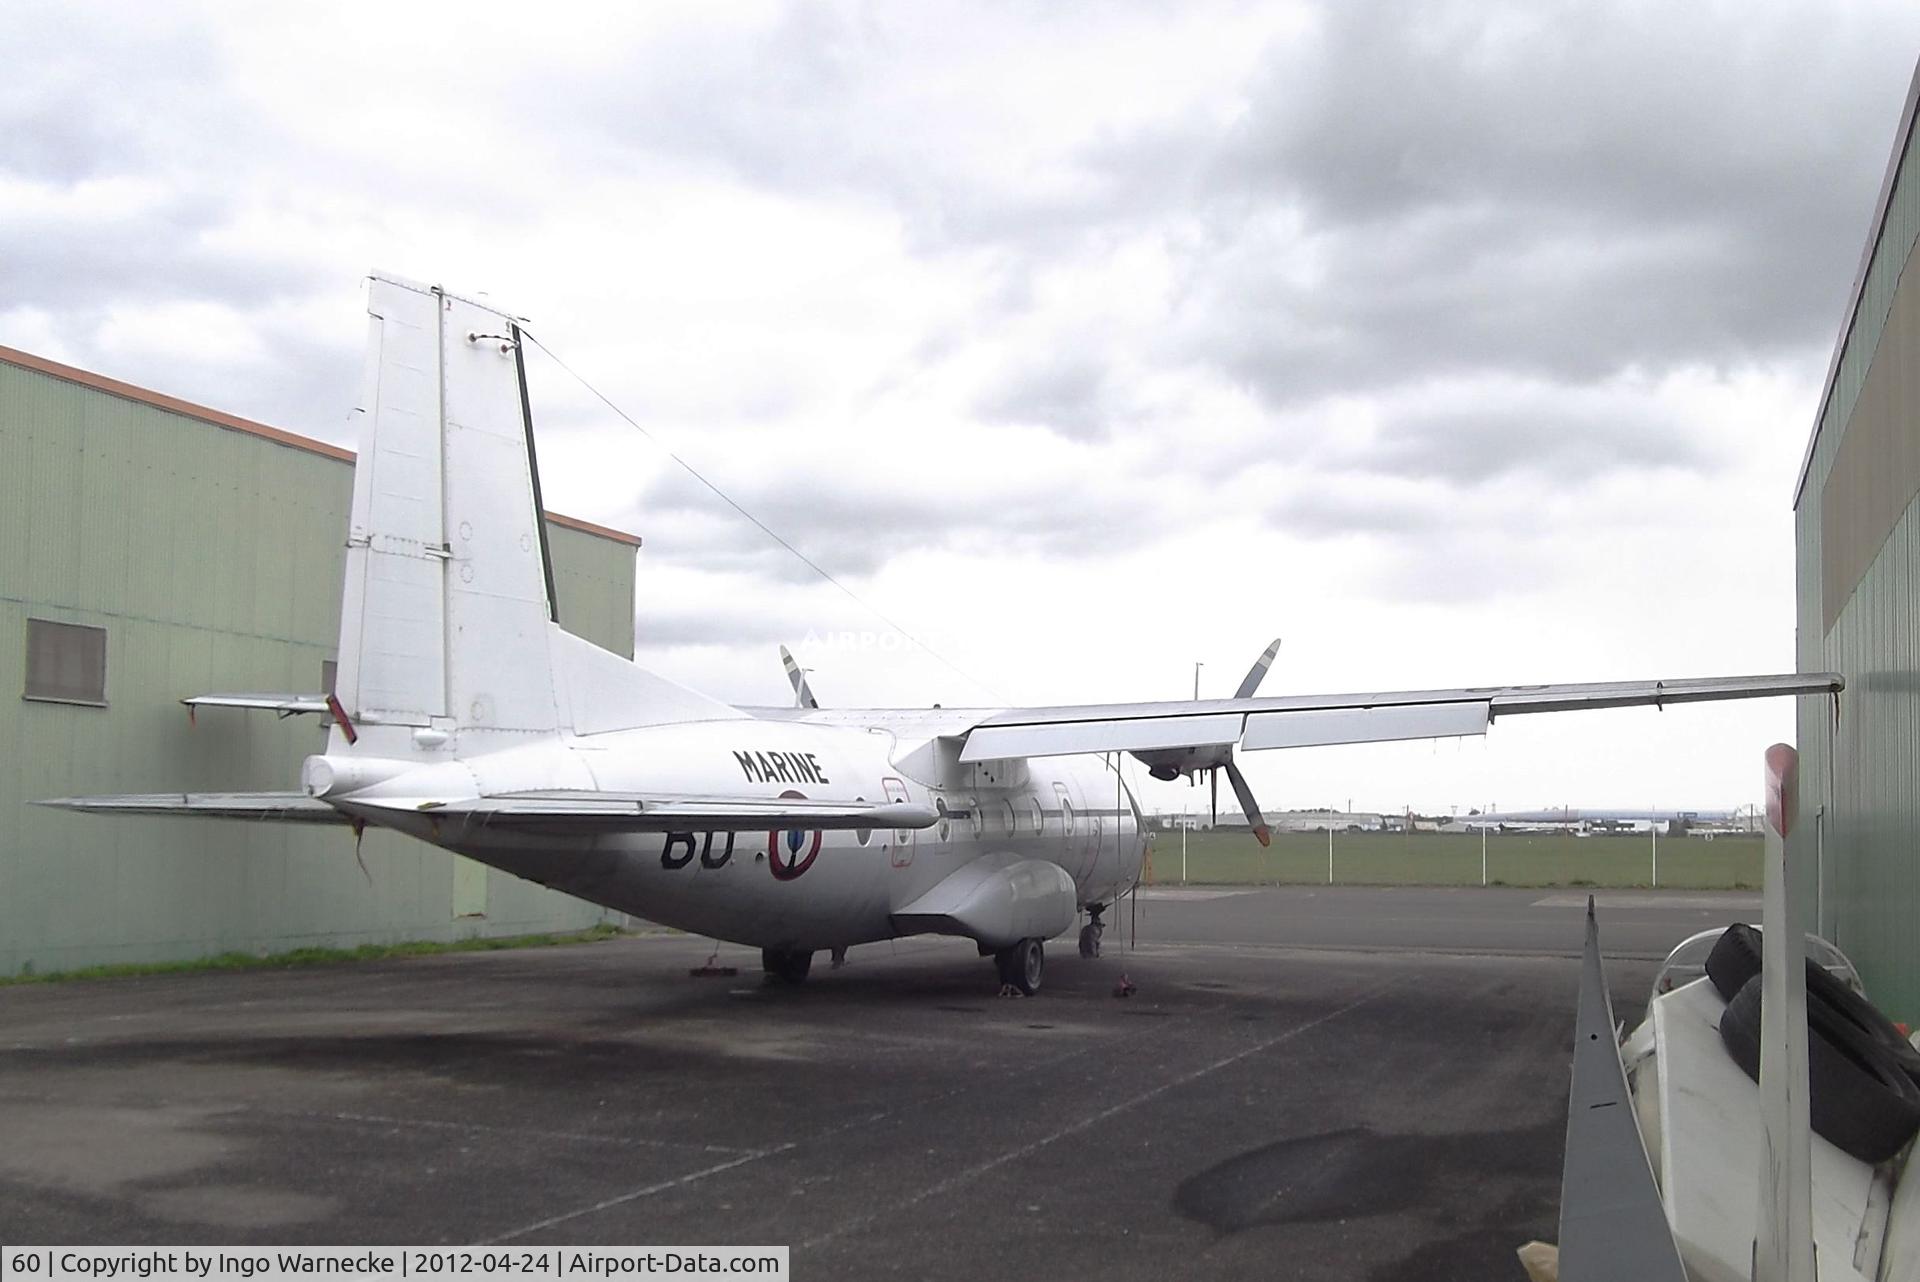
[1132,743,1234,782]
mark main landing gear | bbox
[1079,905,1107,959]
[762,948,813,984]
[994,938,1046,997]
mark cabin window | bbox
[1030,800,1044,834]
[1062,800,1077,837]
[24,619,107,706]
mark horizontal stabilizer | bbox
[182,694,330,716]
[38,792,352,823]
[353,791,938,834]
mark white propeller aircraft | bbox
[46,274,1844,995]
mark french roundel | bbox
[769,790,823,881]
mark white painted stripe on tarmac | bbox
[484,1143,799,1243]
[799,977,1400,1250]
[1130,887,1257,900]
[1531,893,1760,911]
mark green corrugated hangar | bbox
[1,344,640,978]
[1795,57,1920,1023]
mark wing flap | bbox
[1243,703,1489,750]
[959,712,1243,764]
[38,792,351,823]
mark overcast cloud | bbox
[6,0,1917,812]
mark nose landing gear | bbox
[1078,904,1106,959]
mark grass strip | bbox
[3,921,627,986]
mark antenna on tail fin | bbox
[510,321,561,626]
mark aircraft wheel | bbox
[996,938,1045,996]
[762,948,813,984]
[1078,922,1102,959]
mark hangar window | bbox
[24,619,108,707]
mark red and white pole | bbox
[1754,743,1812,1282]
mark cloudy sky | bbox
[8,0,1918,816]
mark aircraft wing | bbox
[958,671,1843,763]
[354,791,940,834]
[36,792,354,823]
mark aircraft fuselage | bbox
[336,713,1146,952]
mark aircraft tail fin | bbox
[332,273,740,752]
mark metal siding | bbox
[1821,270,1920,630]
[1,359,638,976]
[546,521,639,660]
[1794,88,1920,1023]
[1804,113,1920,514]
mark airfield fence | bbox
[1146,829,1761,891]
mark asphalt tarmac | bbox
[0,886,1757,1280]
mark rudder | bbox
[335,275,562,737]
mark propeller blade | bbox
[1224,758,1271,848]
[1233,638,1282,700]
[779,645,818,710]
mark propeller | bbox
[1233,637,1281,700]
[1223,758,1266,844]
[779,645,819,710]
[1133,638,1280,845]
[1200,638,1279,847]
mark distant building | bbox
[1154,809,1385,833]
[1270,809,1386,833]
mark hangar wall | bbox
[1794,57,1920,1021]
[0,347,639,978]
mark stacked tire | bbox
[1707,923,1920,1164]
